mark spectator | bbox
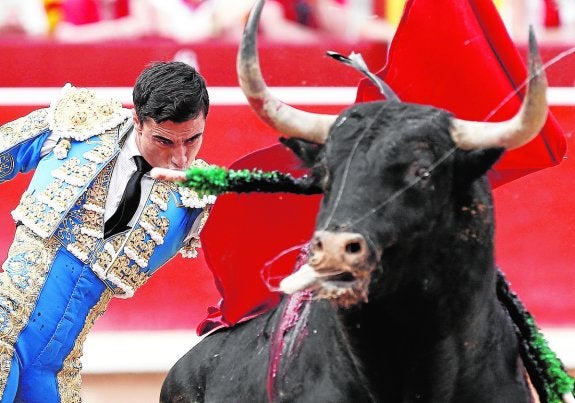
[54,0,253,43]
[53,0,394,44]
[258,0,395,43]
[61,0,130,25]
[0,0,49,37]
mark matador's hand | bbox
[150,167,187,182]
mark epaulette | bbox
[48,83,131,142]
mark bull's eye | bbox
[335,116,347,127]
[416,168,431,179]
[311,164,329,191]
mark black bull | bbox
[161,1,551,401]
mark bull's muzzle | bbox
[308,231,369,273]
[279,231,374,306]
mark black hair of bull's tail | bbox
[496,269,575,403]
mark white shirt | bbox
[104,128,154,225]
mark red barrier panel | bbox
[0,38,387,88]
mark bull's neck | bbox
[382,217,497,328]
[335,232,513,401]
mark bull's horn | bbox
[450,27,548,150]
[237,0,337,144]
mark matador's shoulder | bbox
[0,84,130,154]
[48,83,131,141]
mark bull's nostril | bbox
[346,242,362,254]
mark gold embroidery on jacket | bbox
[0,109,49,152]
[83,142,115,164]
[12,191,61,238]
[179,236,201,259]
[56,289,113,403]
[149,180,176,212]
[81,209,104,237]
[79,162,112,237]
[139,204,169,246]
[48,85,129,142]
[123,228,155,269]
[0,155,15,184]
[37,180,76,214]
[51,158,98,188]
[0,226,59,395]
[64,163,114,263]
[97,235,125,270]
[104,254,148,297]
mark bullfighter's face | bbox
[132,109,205,170]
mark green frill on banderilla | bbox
[497,269,575,403]
[177,165,321,197]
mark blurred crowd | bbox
[0,0,396,43]
[0,0,572,44]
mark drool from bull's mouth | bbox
[279,263,371,307]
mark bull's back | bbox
[161,310,277,403]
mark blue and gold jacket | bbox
[0,85,214,298]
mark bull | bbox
[158,0,560,401]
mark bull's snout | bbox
[308,231,369,272]
[280,230,373,301]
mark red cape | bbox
[356,0,565,187]
[197,0,566,335]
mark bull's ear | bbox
[279,137,324,167]
[455,147,504,184]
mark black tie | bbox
[104,155,152,238]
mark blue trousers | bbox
[0,237,110,402]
